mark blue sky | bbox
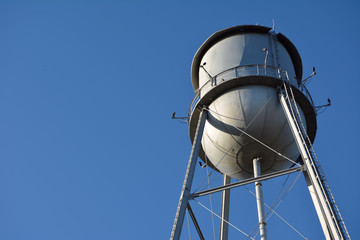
[0,1,359,239]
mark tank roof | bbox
[191,25,303,91]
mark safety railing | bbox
[188,64,317,120]
[300,84,316,111]
[188,64,287,119]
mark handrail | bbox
[300,84,316,111]
[188,93,200,120]
[188,64,285,119]
[188,64,316,121]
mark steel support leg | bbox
[170,108,208,240]
[279,92,343,240]
[220,174,231,240]
[253,157,268,240]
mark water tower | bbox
[170,25,350,240]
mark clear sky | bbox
[0,1,359,239]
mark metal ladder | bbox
[280,82,350,240]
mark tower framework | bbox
[170,25,350,240]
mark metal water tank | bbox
[188,25,317,180]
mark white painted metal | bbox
[170,109,208,240]
[279,92,343,240]
[201,85,306,180]
[174,25,349,240]
[197,33,297,96]
[304,173,333,240]
[220,175,231,240]
[253,158,268,240]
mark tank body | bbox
[188,25,317,180]
[197,33,298,97]
[202,86,307,179]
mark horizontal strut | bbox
[191,166,303,198]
